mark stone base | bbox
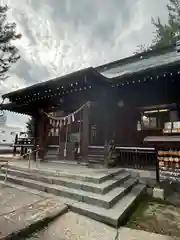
[153,187,164,200]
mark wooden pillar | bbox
[32,114,39,161]
[102,90,112,167]
[81,104,90,162]
[13,134,18,156]
[104,105,111,168]
[38,110,45,160]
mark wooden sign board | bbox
[158,150,180,182]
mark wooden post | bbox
[38,109,46,161]
[155,147,160,184]
[81,104,89,163]
[103,90,110,168]
[104,111,109,168]
[32,114,39,162]
[13,134,18,156]
[20,144,24,157]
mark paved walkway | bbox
[0,185,67,239]
[29,212,178,240]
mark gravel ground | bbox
[127,199,180,238]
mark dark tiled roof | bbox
[2,44,180,101]
[96,45,180,79]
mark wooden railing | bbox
[88,145,156,169]
[21,149,40,169]
[0,160,9,183]
[116,146,156,170]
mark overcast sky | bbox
[1,0,169,130]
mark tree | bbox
[135,0,180,53]
[26,118,35,137]
[152,0,180,47]
[0,5,21,81]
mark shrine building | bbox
[1,43,180,168]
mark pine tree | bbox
[135,0,180,53]
[152,0,180,48]
[0,5,21,81]
[26,118,35,137]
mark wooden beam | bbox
[81,104,89,162]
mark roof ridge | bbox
[96,43,176,72]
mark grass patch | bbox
[126,196,180,237]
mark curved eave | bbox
[0,103,32,116]
[90,68,112,83]
[2,67,92,99]
[2,67,110,102]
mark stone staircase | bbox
[44,145,117,166]
[0,166,146,227]
[44,147,59,161]
[88,146,104,164]
[88,146,117,166]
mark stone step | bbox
[0,180,145,227]
[69,183,146,227]
[5,166,123,184]
[88,158,116,164]
[88,159,104,164]
[0,173,137,209]
[88,154,104,158]
[88,155,117,162]
[1,168,130,194]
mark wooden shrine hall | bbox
[1,43,180,168]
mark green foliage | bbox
[0,5,21,81]
[135,0,180,53]
[152,0,180,47]
[26,118,35,137]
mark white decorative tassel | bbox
[52,120,55,127]
[68,115,71,125]
[64,148,67,157]
[51,128,54,136]
[54,120,56,128]
[64,118,66,126]
[59,120,63,129]
[56,128,59,136]
[72,114,75,122]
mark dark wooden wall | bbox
[40,71,180,147]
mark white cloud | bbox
[0,0,169,129]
